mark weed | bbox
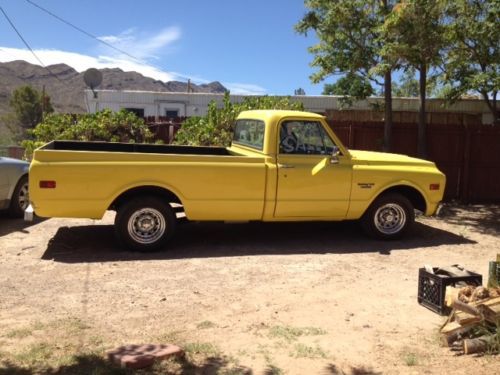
[236,349,249,357]
[291,343,328,359]
[197,320,216,329]
[5,328,32,339]
[265,363,285,375]
[403,352,418,366]
[268,325,326,342]
[14,342,55,368]
[155,330,183,344]
[184,342,220,357]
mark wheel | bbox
[361,193,414,240]
[114,196,176,252]
[9,175,29,218]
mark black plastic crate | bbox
[417,267,482,315]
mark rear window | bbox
[233,119,265,151]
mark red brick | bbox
[107,343,184,369]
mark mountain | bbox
[0,60,228,115]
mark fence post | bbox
[168,125,174,144]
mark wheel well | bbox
[109,186,182,211]
[379,185,426,213]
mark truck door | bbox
[274,120,352,218]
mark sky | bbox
[0,0,325,95]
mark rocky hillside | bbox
[0,60,227,115]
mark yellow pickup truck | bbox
[28,110,445,251]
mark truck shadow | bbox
[41,220,476,263]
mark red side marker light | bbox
[40,180,56,189]
[429,183,440,191]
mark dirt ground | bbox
[0,204,499,374]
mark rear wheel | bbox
[361,193,414,240]
[115,196,176,252]
[9,175,29,218]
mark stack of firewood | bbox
[440,286,500,354]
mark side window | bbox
[279,121,337,155]
[233,119,265,151]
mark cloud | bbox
[222,82,267,95]
[97,26,181,60]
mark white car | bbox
[0,156,29,217]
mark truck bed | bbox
[42,140,231,156]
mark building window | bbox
[124,108,145,118]
[165,109,179,118]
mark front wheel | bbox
[361,193,414,240]
[115,197,176,252]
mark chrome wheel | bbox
[127,208,166,244]
[17,182,29,211]
[374,203,407,235]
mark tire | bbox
[114,196,176,252]
[9,175,29,218]
[361,193,414,240]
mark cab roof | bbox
[237,110,325,123]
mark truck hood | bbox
[349,150,435,167]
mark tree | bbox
[296,0,397,151]
[323,73,375,107]
[9,85,53,131]
[173,92,303,146]
[392,68,420,97]
[381,0,446,158]
[443,0,499,124]
[392,67,439,97]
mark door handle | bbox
[278,164,295,169]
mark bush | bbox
[22,109,153,159]
[173,92,304,146]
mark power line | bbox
[25,0,142,62]
[0,5,62,81]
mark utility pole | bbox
[41,84,45,120]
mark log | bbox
[445,286,460,307]
[451,299,481,316]
[440,321,476,347]
[478,297,500,323]
[463,335,493,355]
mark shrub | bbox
[22,109,153,159]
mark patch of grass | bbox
[291,343,328,359]
[197,320,216,329]
[54,317,91,332]
[31,321,46,331]
[403,352,418,366]
[5,328,33,339]
[236,349,249,357]
[14,342,55,368]
[265,364,285,375]
[268,325,327,342]
[154,330,183,344]
[184,342,220,357]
